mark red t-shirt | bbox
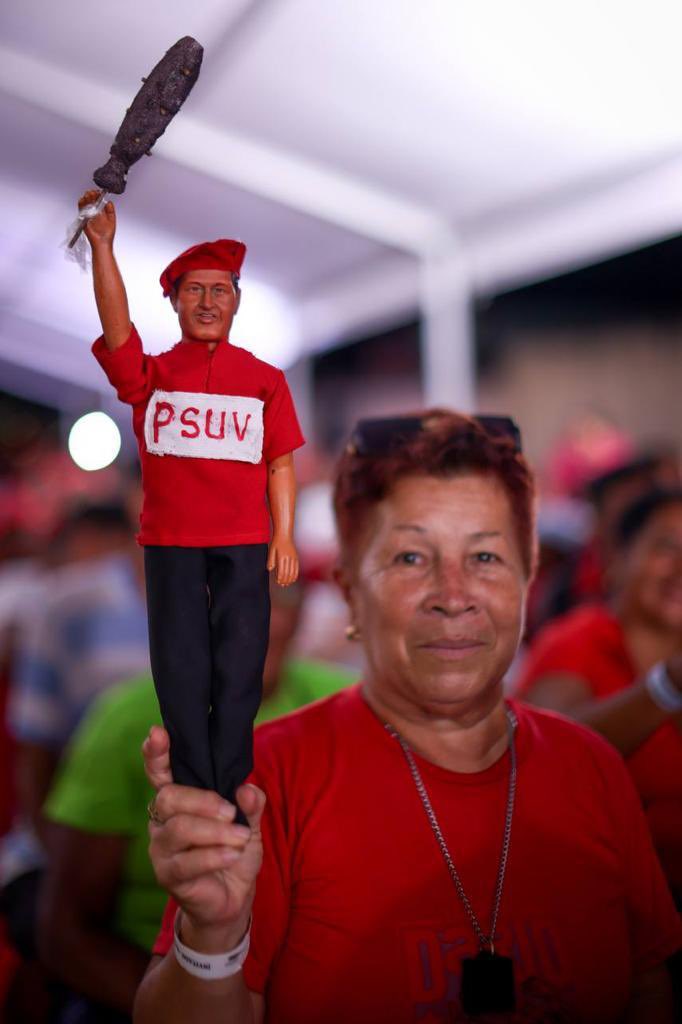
[93,327,304,546]
[153,687,681,1023]
[516,605,682,889]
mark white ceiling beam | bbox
[0,44,453,255]
[299,151,682,358]
[0,311,109,393]
[198,0,282,92]
[468,153,682,294]
[298,253,419,354]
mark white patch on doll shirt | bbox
[144,391,264,463]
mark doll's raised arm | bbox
[79,190,132,352]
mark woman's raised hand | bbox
[142,725,266,945]
[78,189,116,247]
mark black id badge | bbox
[461,951,515,1015]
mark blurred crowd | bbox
[0,406,679,1021]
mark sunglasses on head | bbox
[347,415,522,457]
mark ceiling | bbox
[3,0,682,411]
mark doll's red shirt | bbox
[93,326,304,547]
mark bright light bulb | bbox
[68,412,121,471]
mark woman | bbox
[134,412,680,1024]
[516,487,682,900]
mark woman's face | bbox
[619,502,682,632]
[342,472,529,717]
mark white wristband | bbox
[173,911,250,980]
[644,662,682,714]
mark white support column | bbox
[419,246,475,412]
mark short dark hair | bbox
[615,487,682,549]
[63,501,130,531]
[333,408,537,577]
[586,455,661,508]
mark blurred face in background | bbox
[617,502,682,633]
[595,455,681,566]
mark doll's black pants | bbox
[144,544,270,817]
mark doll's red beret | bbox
[160,239,247,297]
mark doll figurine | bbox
[79,191,303,814]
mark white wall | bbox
[479,320,682,470]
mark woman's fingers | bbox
[154,811,251,856]
[149,786,264,899]
[160,845,246,887]
[236,783,266,833]
[153,782,235,824]
[142,725,174,790]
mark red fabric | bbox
[515,605,634,701]
[93,326,304,547]
[516,605,682,890]
[153,688,681,1023]
[0,919,20,1007]
[160,239,246,296]
[571,540,606,606]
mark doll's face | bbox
[171,269,241,343]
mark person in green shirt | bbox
[257,578,357,723]
[38,580,356,1022]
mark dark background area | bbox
[312,231,682,447]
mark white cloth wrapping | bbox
[62,193,108,270]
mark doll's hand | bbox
[78,189,116,247]
[267,534,299,587]
[142,726,265,945]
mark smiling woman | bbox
[344,475,525,736]
[333,413,534,739]
[135,411,681,1024]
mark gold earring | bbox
[345,624,361,642]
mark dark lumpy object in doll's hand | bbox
[93,36,203,194]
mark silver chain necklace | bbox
[385,706,517,954]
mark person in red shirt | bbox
[529,453,681,632]
[79,190,304,812]
[134,412,680,1023]
[516,487,682,902]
